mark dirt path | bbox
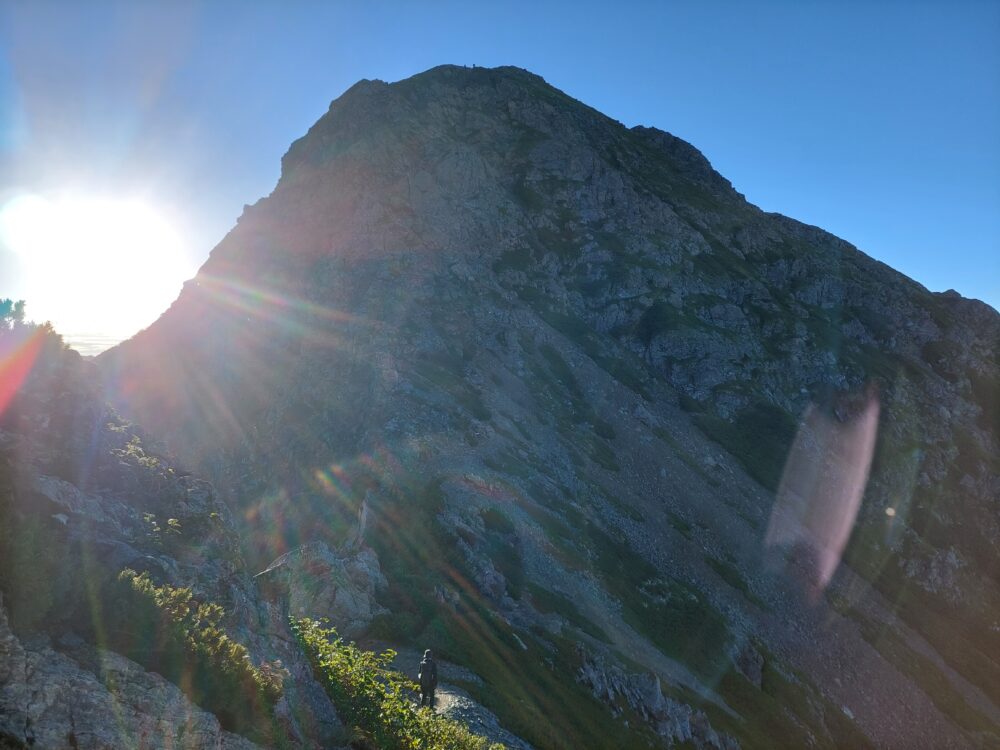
[429,684,461,713]
[369,643,535,749]
[426,684,532,749]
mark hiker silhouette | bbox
[418,649,438,708]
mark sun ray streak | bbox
[0,328,45,417]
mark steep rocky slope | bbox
[98,65,999,749]
[0,325,347,748]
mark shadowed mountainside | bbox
[93,65,1000,749]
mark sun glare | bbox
[0,192,195,351]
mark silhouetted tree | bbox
[0,298,26,330]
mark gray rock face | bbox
[255,541,387,636]
[94,64,999,749]
[0,347,343,748]
[0,597,260,750]
[731,642,763,689]
[435,685,535,750]
[577,653,738,750]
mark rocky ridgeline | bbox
[0,335,346,747]
[10,64,997,749]
[0,326,518,748]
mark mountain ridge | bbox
[5,64,997,749]
[102,64,999,749]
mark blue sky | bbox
[2,0,998,332]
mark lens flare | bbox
[765,388,881,596]
[0,327,45,417]
[0,191,194,350]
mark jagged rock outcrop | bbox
[577,652,738,750]
[0,333,344,748]
[0,596,260,750]
[435,686,536,750]
[85,64,1000,750]
[730,642,763,689]
[255,541,387,635]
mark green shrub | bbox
[591,415,616,441]
[108,570,285,740]
[412,350,492,421]
[481,507,516,536]
[704,557,767,610]
[968,370,999,433]
[634,300,680,347]
[292,618,505,750]
[580,522,733,678]
[0,510,68,632]
[678,393,703,413]
[516,298,651,400]
[921,339,963,382]
[0,730,30,749]
[694,401,798,491]
[525,583,610,642]
[586,434,621,472]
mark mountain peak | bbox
[272,63,744,263]
[280,64,594,178]
[98,63,1000,750]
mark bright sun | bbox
[0,192,195,351]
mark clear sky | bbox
[1,0,998,350]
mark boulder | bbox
[255,541,387,636]
[0,596,260,750]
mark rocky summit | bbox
[3,65,998,749]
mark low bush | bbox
[694,400,798,491]
[292,617,505,750]
[108,570,285,741]
[480,507,516,536]
[525,583,610,642]
[704,556,767,610]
